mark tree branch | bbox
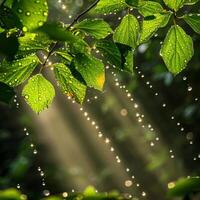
[40,0,100,71]
[67,0,100,29]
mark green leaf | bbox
[0,31,19,59]
[56,51,73,63]
[0,82,15,104]
[138,1,164,17]
[139,13,172,44]
[94,0,127,14]
[43,196,62,200]
[125,0,139,7]
[84,186,96,196]
[0,27,4,33]
[12,0,48,32]
[95,39,122,68]
[167,177,200,197]
[22,74,55,113]
[0,54,39,86]
[0,189,25,200]
[183,14,200,34]
[0,6,22,29]
[113,14,139,48]
[54,63,86,103]
[163,0,185,11]
[38,22,89,53]
[160,25,194,74]
[74,19,113,39]
[124,50,134,73]
[18,32,51,57]
[184,0,199,5]
[73,54,105,91]
[4,0,14,8]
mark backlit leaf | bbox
[94,0,127,14]
[18,32,51,57]
[54,63,87,103]
[0,54,39,86]
[73,54,105,91]
[160,25,194,74]
[124,49,134,73]
[22,74,55,113]
[74,19,113,39]
[13,0,48,32]
[96,39,122,68]
[138,1,164,17]
[139,13,172,44]
[38,22,89,53]
[163,0,185,11]
[113,14,139,48]
[184,0,199,5]
[184,14,200,34]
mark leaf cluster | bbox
[0,0,199,112]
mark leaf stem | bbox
[40,0,100,72]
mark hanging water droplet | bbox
[43,190,50,196]
[187,86,192,92]
[33,149,38,154]
[125,180,133,187]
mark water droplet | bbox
[125,180,133,187]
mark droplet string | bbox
[12,95,50,197]
[127,66,199,161]
[182,75,199,102]
[66,96,147,199]
[107,68,177,158]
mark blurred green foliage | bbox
[0,187,125,200]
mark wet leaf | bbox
[139,13,172,44]
[13,0,48,32]
[184,0,199,5]
[74,19,113,39]
[184,13,200,34]
[124,49,134,73]
[138,1,164,17]
[0,54,39,87]
[38,22,89,53]
[94,0,127,14]
[160,25,194,74]
[18,32,51,57]
[163,0,185,11]
[54,63,87,104]
[113,14,139,48]
[56,51,73,64]
[96,39,122,68]
[22,74,55,113]
[73,53,105,91]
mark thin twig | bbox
[67,0,100,30]
[40,0,100,72]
